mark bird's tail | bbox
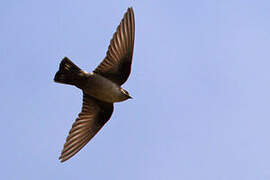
[54,57,85,86]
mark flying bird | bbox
[54,7,135,162]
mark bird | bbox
[54,7,135,162]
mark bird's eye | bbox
[121,88,129,95]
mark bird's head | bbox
[120,88,132,99]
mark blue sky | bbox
[1,0,270,179]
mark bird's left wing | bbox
[59,94,113,162]
[94,7,135,85]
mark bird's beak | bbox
[128,95,133,99]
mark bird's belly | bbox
[82,74,124,103]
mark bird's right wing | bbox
[59,94,113,162]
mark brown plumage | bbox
[54,7,135,162]
[58,94,113,162]
[94,7,135,85]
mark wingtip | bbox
[58,156,63,162]
[59,156,66,163]
[128,7,134,12]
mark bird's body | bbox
[82,73,130,103]
[54,7,135,162]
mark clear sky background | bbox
[1,0,270,179]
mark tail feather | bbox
[54,57,84,85]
